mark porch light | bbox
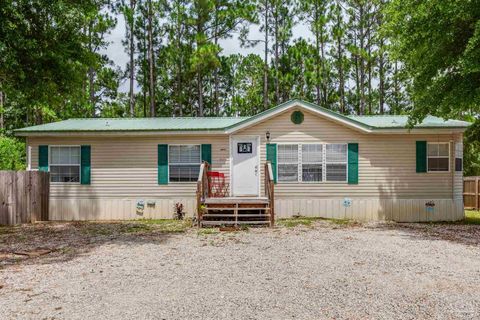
[266,131,271,142]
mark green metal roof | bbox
[347,115,471,129]
[15,117,249,133]
[15,99,470,134]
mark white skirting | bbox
[48,197,464,222]
[275,198,464,222]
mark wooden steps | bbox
[201,220,270,226]
[199,197,272,228]
[196,162,275,228]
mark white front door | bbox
[231,136,259,196]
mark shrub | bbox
[0,136,26,170]
[174,202,185,220]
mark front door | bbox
[231,136,259,196]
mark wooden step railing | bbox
[264,161,275,227]
[196,161,209,224]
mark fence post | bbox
[476,177,479,211]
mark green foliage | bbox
[465,211,480,225]
[386,0,480,122]
[0,136,25,170]
[464,119,480,176]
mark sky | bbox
[104,14,312,92]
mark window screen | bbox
[427,143,449,172]
[169,145,201,182]
[278,144,298,182]
[302,144,322,182]
[50,146,81,183]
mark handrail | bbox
[264,161,275,227]
[196,161,209,225]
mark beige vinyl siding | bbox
[234,108,462,200]
[28,135,229,199]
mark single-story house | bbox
[15,99,470,222]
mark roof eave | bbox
[15,129,228,137]
[370,127,468,134]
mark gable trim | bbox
[224,99,374,134]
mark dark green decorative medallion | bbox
[291,110,304,124]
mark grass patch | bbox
[464,210,480,225]
[277,216,356,228]
[277,217,323,227]
[197,228,219,236]
[132,219,192,233]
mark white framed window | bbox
[50,146,81,183]
[278,144,299,182]
[326,144,347,181]
[169,145,201,182]
[302,144,323,182]
[427,142,449,172]
[277,143,348,183]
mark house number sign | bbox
[237,142,253,154]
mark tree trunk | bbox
[263,0,269,110]
[129,0,136,117]
[87,21,96,117]
[314,2,321,105]
[143,14,148,118]
[213,1,220,116]
[335,9,345,114]
[274,4,279,104]
[367,44,372,115]
[394,61,399,113]
[378,45,385,115]
[358,5,365,115]
[197,72,204,116]
[320,30,327,107]
[353,34,360,115]
[147,0,156,117]
[88,66,95,116]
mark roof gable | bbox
[225,99,374,133]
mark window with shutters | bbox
[326,144,347,181]
[277,143,348,183]
[278,144,299,182]
[50,146,81,183]
[169,145,201,182]
[427,142,449,172]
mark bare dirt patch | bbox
[1,219,479,319]
[0,220,191,268]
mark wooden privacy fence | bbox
[0,171,50,225]
[464,176,480,211]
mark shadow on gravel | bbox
[0,220,191,269]
[368,222,480,247]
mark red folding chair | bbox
[207,171,229,197]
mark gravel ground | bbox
[1,221,480,320]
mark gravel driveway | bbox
[1,221,480,319]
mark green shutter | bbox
[266,143,277,184]
[416,141,427,173]
[80,145,91,185]
[38,145,49,172]
[158,144,168,185]
[201,144,212,165]
[348,143,359,184]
